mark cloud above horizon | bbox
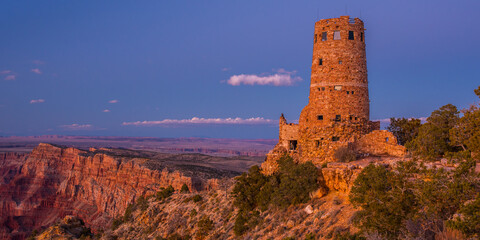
[226,69,302,86]
[0,70,11,74]
[4,75,15,80]
[103,109,110,112]
[122,117,275,126]
[30,99,45,104]
[109,99,118,103]
[60,123,93,130]
[31,68,42,74]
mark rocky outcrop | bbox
[0,143,194,240]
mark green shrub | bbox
[304,233,316,240]
[137,195,149,212]
[192,195,203,203]
[349,164,416,239]
[180,184,190,193]
[111,217,123,230]
[156,185,175,201]
[196,215,214,239]
[123,203,134,222]
[407,104,460,159]
[232,154,319,235]
[387,117,421,146]
[189,209,197,218]
[447,194,480,238]
[334,146,356,162]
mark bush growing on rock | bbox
[180,184,190,193]
[156,185,175,201]
[196,215,214,239]
[350,158,480,239]
[232,154,319,235]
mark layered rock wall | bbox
[0,144,193,239]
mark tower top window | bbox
[321,32,327,41]
[348,31,354,40]
[333,31,341,40]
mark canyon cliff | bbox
[0,143,196,239]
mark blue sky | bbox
[1,0,479,138]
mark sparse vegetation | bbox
[196,215,214,239]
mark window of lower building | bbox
[333,31,341,40]
[289,140,298,150]
[352,91,355,94]
[335,115,341,122]
[348,31,354,40]
[319,58,323,66]
[321,32,327,41]
[347,91,350,94]
[317,115,323,120]
[332,136,340,142]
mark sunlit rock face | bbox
[0,143,193,240]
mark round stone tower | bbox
[297,16,373,162]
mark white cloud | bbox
[4,75,15,80]
[103,109,110,112]
[109,99,118,104]
[0,70,11,74]
[60,123,93,130]
[221,67,231,71]
[122,117,275,126]
[31,68,42,74]
[30,99,45,104]
[226,69,302,86]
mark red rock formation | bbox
[0,143,194,240]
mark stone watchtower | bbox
[262,16,404,174]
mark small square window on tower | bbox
[322,32,327,41]
[339,60,342,64]
[289,140,298,150]
[315,140,320,147]
[333,31,341,40]
[317,115,323,120]
[348,31,354,40]
[319,58,323,66]
[332,136,340,142]
[335,115,341,122]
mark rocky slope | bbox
[0,144,206,239]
